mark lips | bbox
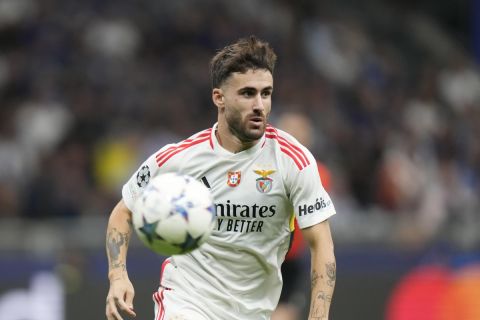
[248,115,265,124]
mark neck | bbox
[216,123,256,153]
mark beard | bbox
[225,107,266,143]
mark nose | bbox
[253,93,265,112]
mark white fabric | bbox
[123,123,336,319]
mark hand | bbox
[106,275,136,320]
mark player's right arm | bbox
[105,200,137,320]
[105,142,181,319]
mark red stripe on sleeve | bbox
[155,129,211,167]
[266,127,310,166]
[266,133,304,170]
[280,146,303,170]
[156,136,210,167]
[268,134,309,167]
[156,130,211,160]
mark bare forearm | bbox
[308,254,336,320]
[302,221,336,320]
[106,200,133,280]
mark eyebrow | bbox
[237,86,273,92]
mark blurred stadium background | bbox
[0,0,479,319]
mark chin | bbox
[245,128,265,141]
[232,121,265,142]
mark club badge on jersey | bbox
[227,171,241,187]
[254,169,275,193]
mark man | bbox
[106,36,336,320]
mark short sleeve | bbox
[121,144,179,212]
[288,151,336,229]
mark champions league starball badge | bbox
[136,165,151,187]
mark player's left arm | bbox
[279,132,336,319]
[302,219,335,320]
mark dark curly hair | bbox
[210,35,277,89]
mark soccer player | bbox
[105,36,336,320]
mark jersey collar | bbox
[211,122,266,158]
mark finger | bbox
[106,307,117,320]
[106,299,114,320]
[107,298,123,320]
[124,291,136,315]
[116,296,136,317]
[111,307,124,320]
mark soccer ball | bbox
[132,172,216,255]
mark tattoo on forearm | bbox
[326,262,336,287]
[309,290,332,319]
[107,228,129,270]
[309,262,335,319]
[311,270,323,289]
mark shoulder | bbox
[155,127,213,168]
[265,125,313,171]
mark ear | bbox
[212,88,224,109]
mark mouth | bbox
[248,116,265,126]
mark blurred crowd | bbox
[0,0,479,248]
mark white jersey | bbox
[122,123,336,319]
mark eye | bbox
[241,90,255,98]
[261,90,272,98]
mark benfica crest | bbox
[227,171,241,187]
[254,169,276,193]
